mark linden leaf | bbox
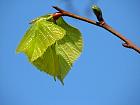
[17,14,83,84]
[16,16,66,62]
[32,44,71,85]
[56,17,83,66]
[32,17,83,84]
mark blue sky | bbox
[0,0,140,105]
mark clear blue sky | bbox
[1,0,140,105]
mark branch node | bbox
[52,12,63,21]
[97,21,105,26]
[122,43,130,48]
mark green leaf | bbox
[17,14,83,84]
[16,16,66,62]
[32,17,83,84]
[32,43,71,85]
[56,17,83,66]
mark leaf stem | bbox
[52,6,140,54]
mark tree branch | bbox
[52,6,140,54]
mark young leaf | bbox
[16,16,66,62]
[17,14,83,84]
[56,17,83,66]
[32,43,71,85]
[32,17,83,84]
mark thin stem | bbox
[52,6,97,25]
[52,6,140,54]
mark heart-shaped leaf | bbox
[17,15,83,84]
[16,15,66,62]
[32,17,83,84]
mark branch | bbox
[52,6,140,54]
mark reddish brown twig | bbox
[52,6,140,54]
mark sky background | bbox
[0,0,140,105]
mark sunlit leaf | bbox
[56,17,83,66]
[32,17,83,84]
[32,43,71,85]
[17,14,83,84]
[16,15,66,62]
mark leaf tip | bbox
[60,80,64,86]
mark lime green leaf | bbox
[17,14,83,84]
[16,16,66,62]
[56,17,83,66]
[31,17,83,84]
[32,43,71,85]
